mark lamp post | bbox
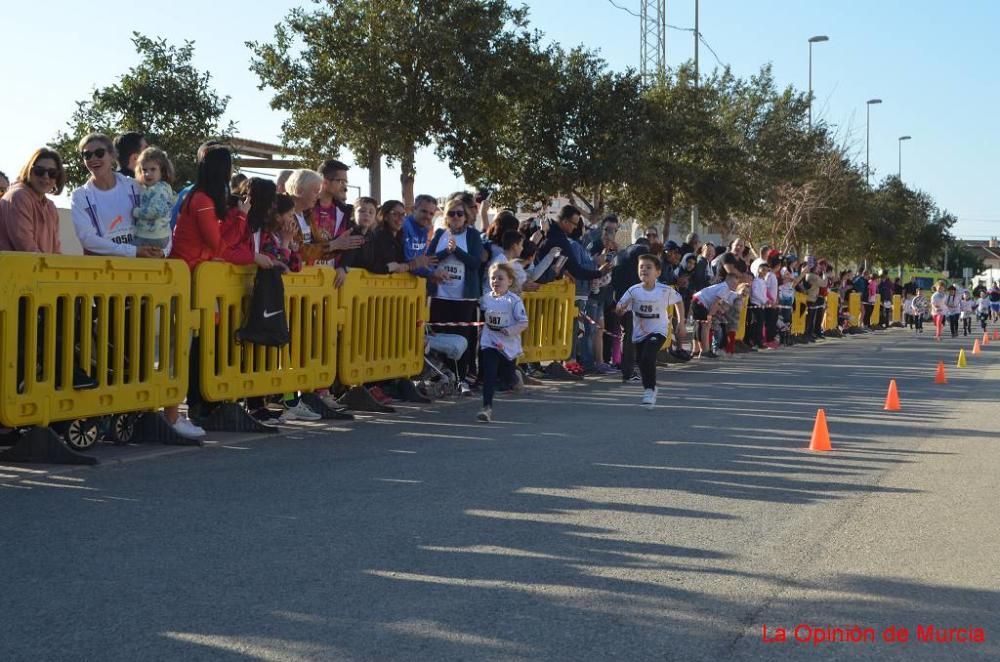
[808,35,829,128]
[866,98,882,186]
[898,135,912,179]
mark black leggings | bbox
[430,298,478,381]
[635,333,666,390]
[949,314,959,337]
[479,347,515,407]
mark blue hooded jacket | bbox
[402,215,434,278]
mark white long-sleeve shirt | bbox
[70,173,143,256]
[750,276,768,306]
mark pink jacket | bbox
[0,182,62,253]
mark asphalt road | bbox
[2,327,999,661]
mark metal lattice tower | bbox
[640,0,666,85]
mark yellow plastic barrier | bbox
[337,269,427,386]
[848,292,861,328]
[520,278,575,363]
[734,292,750,341]
[0,253,191,427]
[892,294,902,325]
[791,292,808,336]
[871,294,881,326]
[824,292,840,331]
[192,263,340,401]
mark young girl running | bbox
[930,280,948,340]
[959,291,975,336]
[616,255,687,408]
[477,262,529,423]
[977,289,992,333]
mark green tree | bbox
[461,46,645,221]
[51,33,236,190]
[248,0,535,205]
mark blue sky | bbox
[3,1,997,238]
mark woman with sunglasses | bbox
[427,197,484,394]
[0,148,65,252]
[70,133,162,258]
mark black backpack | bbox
[236,267,290,347]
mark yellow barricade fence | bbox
[871,294,882,326]
[337,269,427,386]
[520,278,575,364]
[734,292,750,341]
[848,292,861,328]
[192,263,340,401]
[791,292,808,336]
[892,294,903,325]
[824,292,840,331]
[0,253,191,428]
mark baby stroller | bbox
[417,331,468,400]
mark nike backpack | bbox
[236,267,290,347]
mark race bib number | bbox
[444,262,465,281]
[486,310,509,330]
[634,302,660,319]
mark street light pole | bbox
[866,98,882,186]
[898,135,911,179]
[691,0,700,235]
[807,35,829,128]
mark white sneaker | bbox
[319,393,341,410]
[647,387,658,408]
[172,415,206,439]
[641,389,654,405]
[477,406,492,423]
[280,401,322,423]
[459,380,472,396]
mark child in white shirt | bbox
[959,292,975,336]
[976,292,991,333]
[616,255,687,408]
[929,281,948,340]
[477,262,529,423]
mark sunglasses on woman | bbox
[81,148,108,161]
[31,165,59,179]
[446,210,466,218]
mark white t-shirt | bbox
[619,282,682,342]
[750,277,768,306]
[930,291,948,315]
[695,281,740,309]
[764,271,778,303]
[945,292,960,314]
[436,231,469,300]
[479,291,528,360]
[71,173,142,256]
[977,296,991,314]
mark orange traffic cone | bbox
[883,379,901,411]
[934,361,947,384]
[808,409,832,452]
[984,332,990,346]
[973,339,982,355]
[994,330,1000,341]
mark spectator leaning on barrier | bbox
[428,196,484,394]
[0,148,64,253]
[403,194,440,283]
[358,200,438,276]
[585,214,620,375]
[114,131,146,179]
[169,139,226,231]
[71,133,157,257]
[169,145,232,435]
[692,242,715,291]
[313,159,362,284]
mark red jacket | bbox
[169,191,223,270]
[219,208,255,265]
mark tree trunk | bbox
[367,145,381,203]
[400,146,416,211]
[660,190,675,242]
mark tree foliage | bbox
[52,33,236,190]
[248,0,536,204]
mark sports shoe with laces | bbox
[476,406,492,423]
[280,401,322,423]
[641,389,654,405]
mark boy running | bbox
[616,255,687,408]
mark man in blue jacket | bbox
[402,194,443,284]
[535,205,609,283]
